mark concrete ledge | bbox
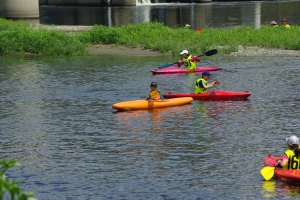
[165,0,211,2]
[193,0,211,2]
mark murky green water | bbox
[1,54,300,199]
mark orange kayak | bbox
[112,97,193,111]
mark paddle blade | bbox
[204,49,218,56]
[260,166,275,181]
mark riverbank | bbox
[1,19,300,56]
[34,23,300,57]
[88,44,300,57]
[40,24,300,57]
[88,44,172,56]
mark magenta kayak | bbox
[151,66,222,75]
[263,155,300,183]
[163,90,251,100]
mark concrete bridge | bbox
[0,0,211,18]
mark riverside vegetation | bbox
[0,159,36,200]
[0,18,299,56]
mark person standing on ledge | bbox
[270,21,279,28]
[178,50,201,70]
[185,24,191,29]
[281,18,290,28]
[194,71,217,94]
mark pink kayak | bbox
[263,155,300,183]
[151,66,222,75]
[163,90,251,101]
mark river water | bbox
[38,1,300,29]
[1,54,300,199]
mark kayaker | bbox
[270,21,279,28]
[276,135,300,169]
[281,18,290,28]
[194,71,217,94]
[178,50,201,70]
[146,82,164,101]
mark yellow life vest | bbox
[149,90,164,100]
[194,78,208,94]
[183,55,196,70]
[283,24,290,28]
[283,149,300,170]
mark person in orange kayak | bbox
[146,82,164,101]
[281,18,290,28]
[178,50,201,70]
[276,135,300,169]
[194,71,217,94]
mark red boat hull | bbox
[263,155,300,183]
[151,66,222,75]
[163,90,251,100]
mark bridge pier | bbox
[0,0,39,18]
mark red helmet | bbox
[282,18,287,22]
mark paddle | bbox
[260,166,275,181]
[158,49,218,69]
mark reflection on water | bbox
[113,104,194,132]
[262,180,300,198]
[39,1,300,29]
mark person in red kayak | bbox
[178,50,201,70]
[194,71,218,94]
[276,135,300,169]
[146,82,164,101]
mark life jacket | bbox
[149,90,164,100]
[194,78,208,94]
[183,55,196,70]
[283,149,300,170]
[282,24,290,28]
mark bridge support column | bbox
[0,0,39,19]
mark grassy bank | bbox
[0,18,299,56]
[0,18,87,55]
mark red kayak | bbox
[151,66,222,75]
[163,90,251,101]
[263,155,300,183]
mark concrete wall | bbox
[39,0,136,6]
[39,0,212,6]
[165,0,211,2]
[111,0,136,6]
[46,0,104,6]
[0,0,39,18]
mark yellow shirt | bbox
[149,90,161,100]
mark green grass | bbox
[1,18,299,56]
[0,18,87,55]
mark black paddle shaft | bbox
[158,49,218,69]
